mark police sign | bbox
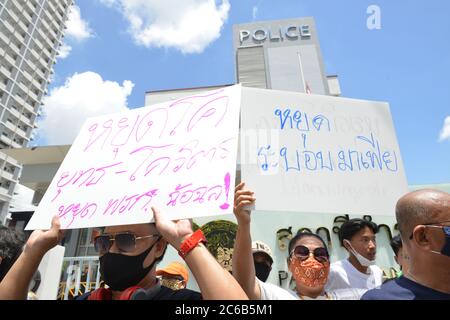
[239,25,311,45]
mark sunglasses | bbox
[94,232,160,254]
[290,245,329,263]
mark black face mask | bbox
[99,239,160,291]
[254,262,271,282]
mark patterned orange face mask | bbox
[291,256,330,288]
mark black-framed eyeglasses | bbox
[94,232,160,254]
[289,245,329,263]
[409,220,450,240]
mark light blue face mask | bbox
[425,225,450,257]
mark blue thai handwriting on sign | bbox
[258,133,399,172]
[274,108,331,132]
[240,87,408,216]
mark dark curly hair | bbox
[0,226,27,281]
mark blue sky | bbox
[36,0,450,186]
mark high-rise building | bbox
[0,0,73,223]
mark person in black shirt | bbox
[77,207,248,300]
[362,274,450,300]
[362,189,450,300]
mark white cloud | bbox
[98,0,117,7]
[55,6,92,59]
[252,6,258,20]
[439,116,450,142]
[65,5,93,41]
[99,0,230,54]
[57,43,72,59]
[38,72,134,145]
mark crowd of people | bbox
[0,185,448,300]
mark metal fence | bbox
[57,256,102,300]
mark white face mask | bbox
[344,240,376,267]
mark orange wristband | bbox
[178,229,207,259]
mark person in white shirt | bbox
[325,218,384,299]
[232,182,333,300]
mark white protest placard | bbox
[26,85,241,230]
[240,87,409,216]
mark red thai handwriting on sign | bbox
[41,87,240,229]
[56,175,232,228]
[83,91,229,154]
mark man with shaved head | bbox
[362,189,450,300]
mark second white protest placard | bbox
[240,87,409,216]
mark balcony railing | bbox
[57,256,102,300]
